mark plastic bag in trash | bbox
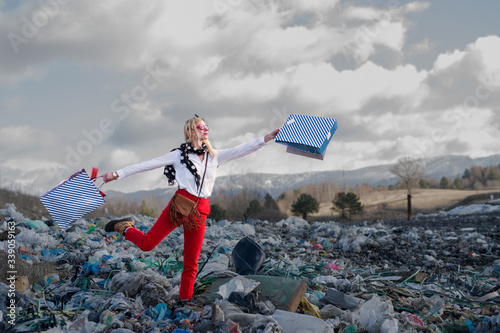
[271,309,334,333]
[217,275,260,300]
[110,270,172,307]
[356,294,397,333]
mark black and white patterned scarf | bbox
[164,142,207,189]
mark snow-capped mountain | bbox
[105,154,500,201]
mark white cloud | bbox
[411,38,432,54]
[432,50,466,72]
[1,158,64,173]
[192,56,224,77]
[0,157,68,194]
[420,35,500,113]
[467,35,500,85]
[340,139,395,168]
[375,21,405,51]
[291,0,340,12]
[289,61,426,111]
[348,21,406,62]
[401,2,430,14]
[130,103,163,121]
[202,71,287,103]
[250,26,326,65]
[0,125,55,152]
[110,149,140,167]
[441,107,497,156]
[344,6,382,21]
[210,116,263,140]
[344,2,429,21]
[472,36,500,69]
[1,0,499,195]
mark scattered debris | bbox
[1,203,499,332]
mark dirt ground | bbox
[326,212,500,272]
[314,189,500,220]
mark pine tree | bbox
[244,199,263,220]
[291,193,319,220]
[140,199,156,218]
[209,204,226,222]
[332,192,364,220]
[263,193,279,210]
[440,176,449,189]
[453,177,464,190]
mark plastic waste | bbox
[228,291,257,309]
[217,300,262,330]
[320,304,345,319]
[356,295,397,333]
[275,216,309,230]
[300,296,321,318]
[217,275,260,300]
[67,310,98,333]
[321,288,363,310]
[229,223,256,237]
[15,228,60,249]
[218,301,282,332]
[232,237,266,275]
[21,220,49,230]
[198,253,230,278]
[147,303,171,322]
[2,201,500,332]
[340,325,358,333]
[493,259,500,276]
[6,203,25,222]
[110,269,172,307]
[271,309,334,333]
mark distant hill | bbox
[105,154,500,202]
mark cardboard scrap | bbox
[197,275,308,312]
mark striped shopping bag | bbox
[275,114,338,160]
[40,168,105,230]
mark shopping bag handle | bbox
[90,167,106,197]
[93,176,106,197]
[93,175,105,188]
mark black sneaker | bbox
[104,218,134,235]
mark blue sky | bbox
[1,0,499,194]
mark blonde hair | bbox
[184,116,216,157]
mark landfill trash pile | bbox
[1,202,499,332]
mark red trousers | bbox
[125,189,210,300]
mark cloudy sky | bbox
[1,0,499,194]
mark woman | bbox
[102,115,279,301]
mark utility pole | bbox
[407,189,412,220]
[342,170,346,192]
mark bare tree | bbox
[389,157,425,219]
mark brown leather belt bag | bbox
[168,153,208,230]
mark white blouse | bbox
[116,137,267,198]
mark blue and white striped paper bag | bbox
[275,114,337,160]
[40,169,105,230]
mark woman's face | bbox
[194,120,209,141]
